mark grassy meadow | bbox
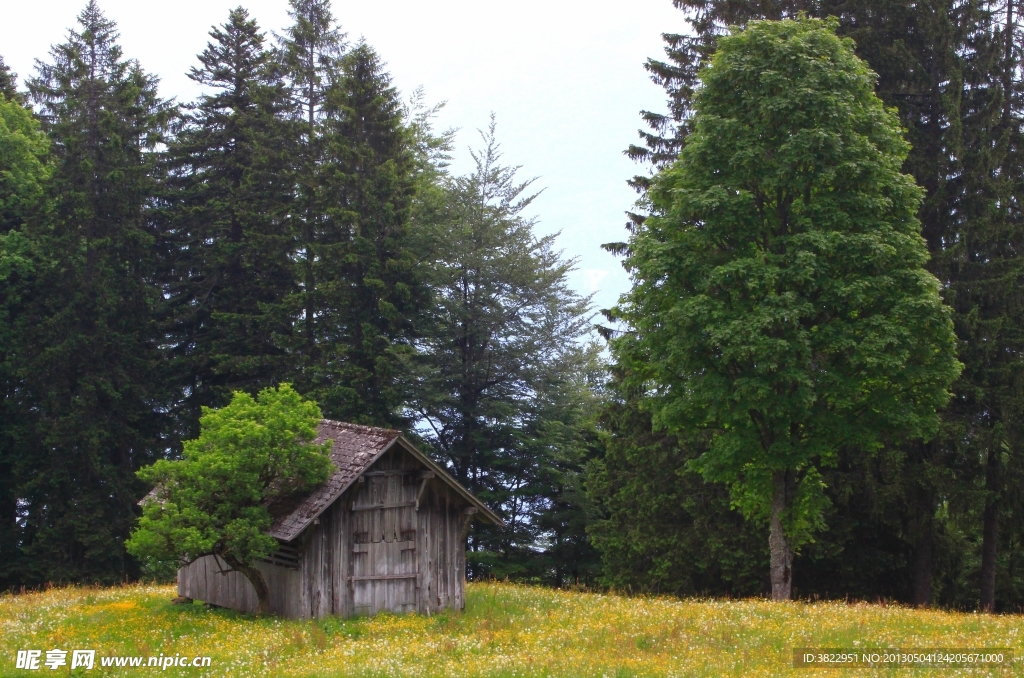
[0,582,1020,677]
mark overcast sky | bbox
[2,0,685,315]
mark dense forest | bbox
[2,0,1024,614]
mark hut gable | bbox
[268,421,402,541]
[268,420,500,541]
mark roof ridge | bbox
[318,418,402,436]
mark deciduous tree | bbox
[0,68,50,588]
[613,18,961,600]
[627,0,1024,610]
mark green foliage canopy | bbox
[619,0,1024,611]
[0,71,50,588]
[613,17,961,596]
[127,384,332,610]
[0,96,49,233]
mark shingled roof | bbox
[268,420,501,541]
[267,421,400,541]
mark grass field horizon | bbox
[1,581,1020,676]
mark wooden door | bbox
[349,468,419,615]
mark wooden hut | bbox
[176,420,502,618]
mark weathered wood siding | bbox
[416,473,471,614]
[176,443,474,619]
[347,446,421,615]
[177,556,301,617]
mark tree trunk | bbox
[769,470,793,601]
[980,441,1002,613]
[912,521,933,607]
[980,494,999,613]
[910,454,935,608]
[236,563,271,616]
[978,0,1014,617]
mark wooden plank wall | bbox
[331,494,352,617]
[346,447,420,616]
[294,491,353,618]
[417,478,470,614]
[300,506,332,618]
[177,445,474,619]
[177,556,300,616]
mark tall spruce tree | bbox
[161,7,297,430]
[941,0,1024,612]
[408,123,597,579]
[587,367,769,596]
[303,42,421,425]
[276,0,345,362]
[0,56,23,103]
[16,1,172,583]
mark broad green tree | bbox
[629,0,1024,610]
[127,384,333,615]
[613,18,961,600]
[0,70,50,587]
[0,84,48,234]
[17,1,173,583]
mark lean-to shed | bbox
[176,420,501,618]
